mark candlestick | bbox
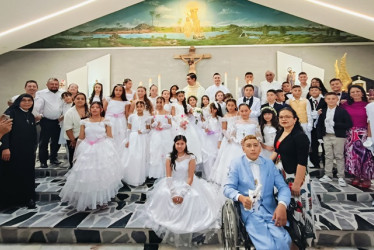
[139,81,143,87]
[158,74,161,96]
[235,77,239,100]
[224,72,228,86]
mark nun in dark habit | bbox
[0,94,37,209]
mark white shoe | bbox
[338,178,347,187]
[319,175,332,183]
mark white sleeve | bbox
[250,98,261,118]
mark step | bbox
[311,177,374,203]
[35,177,153,203]
[311,178,374,247]
[0,201,222,245]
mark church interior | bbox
[0,0,374,249]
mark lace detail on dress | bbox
[103,119,112,127]
[80,119,88,126]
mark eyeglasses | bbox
[279,115,293,119]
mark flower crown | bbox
[260,106,277,115]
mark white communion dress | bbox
[209,118,257,186]
[260,125,277,159]
[148,114,173,178]
[131,154,221,246]
[122,114,151,186]
[171,103,202,164]
[105,97,129,151]
[201,117,222,179]
[59,119,123,211]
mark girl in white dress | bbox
[171,91,202,164]
[122,101,151,186]
[215,90,227,116]
[209,98,238,184]
[123,78,137,102]
[89,82,107,105]
[138,135,221,246]
[169,84,179,104]
[201,95,211,121]
[129,86,153,116]
[104,84,130,151]
[149,97,173,179]
[202,102,223,179]
[210,102,258,186]
[259,106,279,159]
[149,84,158,107]
[162,89,172,113]
[187,95,204,137]
[60,102,122,211]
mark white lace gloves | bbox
[363,137,373,148]
[166,177,191,199]
[166,177,177,198]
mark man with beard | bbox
[35,78,63,168]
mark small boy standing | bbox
[237,84,261,122]
[317,92,352,186]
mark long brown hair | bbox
[137,86,153,114]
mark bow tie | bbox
[337,92,341,96]
[248,158,261,166]
[243,97,252,102]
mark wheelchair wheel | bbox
[222,200,239,250]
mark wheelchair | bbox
[222,199,254,250]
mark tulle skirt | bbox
[59,138,123,211]
[130,176,222,246]
[201,133,220,179]
[149,129,173,178]
[106,115,127,152]
[122,132,148,186]
[209,139,244,186]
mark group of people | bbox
[0,70,373,249]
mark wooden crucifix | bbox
[174,46,211,74]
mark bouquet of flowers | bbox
[180,114,189,130]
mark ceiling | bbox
[0,0,373,55]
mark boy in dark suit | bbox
[317,92,353,186]
[308,86,327,168]
[261,89,284,114]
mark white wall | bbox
[0,43,374,112]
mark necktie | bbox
[314,99,318,109]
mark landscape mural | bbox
[24,0,371,48]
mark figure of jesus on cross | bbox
[174,46,211,74]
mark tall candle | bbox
[224,72,228,86]
[158,74,161,96]
[139,81,143,86]
[235,77,239,100]
[148,78,152,89]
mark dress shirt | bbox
[36,89,63,120]
[205,84,229,102]
[259,80,281,104]
[325,107,336,134]
[299,83,310,99]
[237,96,261,120]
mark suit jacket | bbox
[224,155,291,222]
[308,97,327,112]
[316,106,353,139]
[237,96,261,119]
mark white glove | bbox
[166,177,177,198]
[151,121,158,128]
[318,139,324,144]
[363,137,373,148]
[161,123,171,129]
[179,183,191,198]
[140,128,150,134]
[124,129,131,144]
[311,110,319,119]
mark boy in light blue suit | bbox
[224,135,291,250]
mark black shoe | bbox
[50,159,62,165]
[40,163,48,168]
[26,199,36,209]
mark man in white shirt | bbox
[36,78,63,168]
[205,73,229,102]
[183,73,205,106]
[297,72,310,99]
[259,71,281,104]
